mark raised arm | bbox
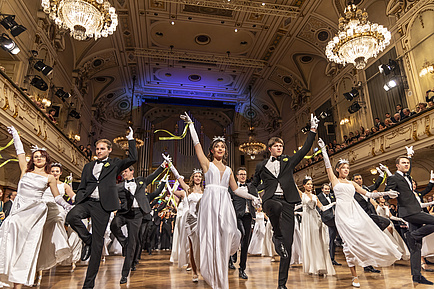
[366,172,384,192]
[48,175,73,211]
[316,197,335,212]
[229,171,261,207]
[318,138,338,187]
[406,146,414,175]
[117,127,138,173]
[419,170,434,197]
[7,126,26,177]
[291,114,318,165]
[352,180,399,199]
[144,163,165,185]
[180,112,209,173]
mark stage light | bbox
[348,101,361,114]
[301,124,310,134]
[383,78,398,91]
[34,60,53,76]
[55,88,70,100]
[30,75,48,91]
[69,109,81,119]
[378,59,397,75]
[0,15,26,37]
[343,88,359,101]
[0,33,19,54]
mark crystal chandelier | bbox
[238,86,266,160]
[325,4,391,69]
[419,60,434,77]
[41,0,118,41]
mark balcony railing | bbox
[0,70,88,178]
[294,107,434,185]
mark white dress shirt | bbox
[396,170,413,190]
[265,156,283,194]
[90,157,108,199]
[125,180,139,208]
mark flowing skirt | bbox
[248,219,265,255]
[262,221,276,257]
[198,185,240,289]
[291,215,303,265]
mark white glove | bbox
[420,201,434,208]
[430,170,434,181]
[389,215,404,222]
[71,194,76,202]
[405,145,414,157]
[376,167,384,178]
[162,153,182,180]
[318,138,326,149]
[252,197,262,209]
[310,113,320,130]
[379,163,392,177]
[180,112,199,146]
[294,204,302,211]
[233,186,255,200]
[320,202,335,212]
[7,126,25,155]
[318,138,331,169]
[54,195,73,212]
[126,126,134,140]
[365,190,399,199]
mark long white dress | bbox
[291,211,302,265]
[0,173,54,286]
[38,183,71,270]
[333,182,402,267]
[198,163,241,289]
[376,205,410,260]
[170,195,189,263]
[248,212,266,255]
[262,220,277,257]
[301,193,335,275]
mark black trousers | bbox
[110,209,143,278]
[66,200,111,289]
[404,212,434,276]
[263,196,295,286]
[160,222,172,249]
[232,213,253,270]
[132,218,152,265]
[328,225,338,261]
[369,214,391,231]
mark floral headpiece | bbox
[193,168,203,175]
[212,136,225,143]
[337,158,349,165]
[51,162,62,167]
[30,145,47,153]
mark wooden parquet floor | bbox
[35,248,433,289]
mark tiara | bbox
[51,162,62,167]
[212,136,225,143]
[304,175,312,180]
[193,168,203,174]
[338,158,349,165]
[31,145,47,153]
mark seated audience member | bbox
[401,108,412,120]
[378,123,386,131]
[426,89,434,107]
[343,135,349,145]
[392,113,400,123]
[47,108,57,124]
[370,127,378,134]
[385,112,392,119]
[374,118,384,128]
[384,118,393,127]
[396,104,404,119]
[418,102,428,112]
[364,129,371,137]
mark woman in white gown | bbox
[177,112,260,289]
[169,179,189,264]
[318,138,402,287]
[248,208,266,255]
[299,178,335,276]
[0,126,72,288]
[375,196,410,261]
[262,216,277,260]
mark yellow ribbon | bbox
[0,159,18,168]
[154,123,190,140]
[294,149,322,159]
[152,168,169,185]
[0,139,18,167]
[0,139,14,151]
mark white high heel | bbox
[192,274,199,282]
[352,276,360,288]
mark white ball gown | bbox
[300,193,335,275]
[248,212,266,255]
[180,192,202,268]
[376,204,410,260]
[333,181,401,267]
[198,163,241,289]
[0,173,68,286]
[262,219,277,258]
[291,211,303,265]
[170,195,189,263]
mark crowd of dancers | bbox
[1,111,434,289]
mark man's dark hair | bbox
[236,167,247,175]
[395,156,410,164]
[352,173,362,180]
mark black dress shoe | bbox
[413,275,434,285]
[364,266,380,273]
[332,260,342,266]
[422,264,434,272]
[120,276,128,284]
[229,258,236,270]
[277,285,287,289]
[239,269,248,279]
[131,265,137,271]
[272,236,288,259]
[81,243,91,261]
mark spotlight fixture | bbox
[301,123,310,134]
[69,109,81,119]
[34,60,53,76]
[0,33,19,54]
[383,79,398,91]
[55,88,70,100]
[343,88,359,101]
[348,101,361,114]
[30,75,48,91]
[378,59,397,75]
[0,14,26,37]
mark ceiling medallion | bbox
[41,0,118,41]
[325,3,391,69]
[239,86,266,160]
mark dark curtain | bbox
[365,47,407,122]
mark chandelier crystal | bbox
[325,4,391,69]
[41,0,118,41]
[113,136,144,150]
